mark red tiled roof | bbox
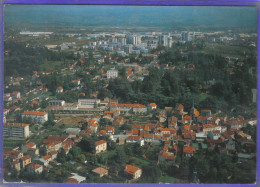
[4,123,29,127]
[183,146,196,154]
[107,103,146,108]
[21,155,31,161]
[27,163,42,170]
[124,165,141,175]
[67,178,79,183]
[92,167,108,175]
[126,136,141,141]
[149,103,157,107]
[95,140,107,146]
[27,142,36,148]
[42,155,52,160]
[22,111,47,116]
[32,101,39,105]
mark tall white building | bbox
[119,38,127,45]
[158,35,172,47]
[126,34,141,45]
[107,69,118,79]
[181,31,194,42]
[158,35,168,46]
[3,123,30,138]
[124,44,133,54]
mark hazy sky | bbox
[4,5,257,30]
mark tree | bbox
[115,148,128,164]
[57,148,67,163]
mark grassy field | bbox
[3,139,26,150]
[130,157,151,167]
[159,175,179,183]
[39,60,64,71]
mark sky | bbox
[3,5,257,30]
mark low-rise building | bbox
[56,86,63,93]
[20,155,31,168]
[11,91,21,99]
[183,146,196,157]
[95,140,107,153]
[27,163,43,174]
[124,165,142,179]
[64,103,78,110]
[22,111,48,124]
[11,160,21,171]
[78,99,101,109]
[92,167,108,177]
[126,136,144,146]
[48,100,65,106]
[107,69,118,79]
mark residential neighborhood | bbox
[2,5,257,184]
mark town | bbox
[3,27,257,184]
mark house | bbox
[95,140,107,153]
[158,152,176,162]
[126,136,144,146]
[176,104,184,112]
[49,151,58,160]
[208,130,221,140]
[42,155,52,165]
[45,141,62,153]
[56,86,63,93]
[67,178,79,183]
[124,165,142,179]
[27,163,43,174]
[201,109,211,116]
[72,80,80,85]
[4,150,23,161]
[183,146,196,157]
[11,91,21,99]
[67,173,86,183]
[106,126,115,135]
[20,155,31,168]
[4,96,12,102]
[161,128,170,136]
[92,167,108,177]
[21,142,37,153]
[143,134,154,143]
[195,132,207,142]
[69,66,75,72]
[10,160,21,171]
[148,103,157,110]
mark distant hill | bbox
[4,5,257,31]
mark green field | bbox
[3,139,26,150]
[159,175,179,183]
[39,60,64,71]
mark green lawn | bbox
[159,175,179,183]
[3,139,26,150]
[130,156,151,167]
[39,60,64,71]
